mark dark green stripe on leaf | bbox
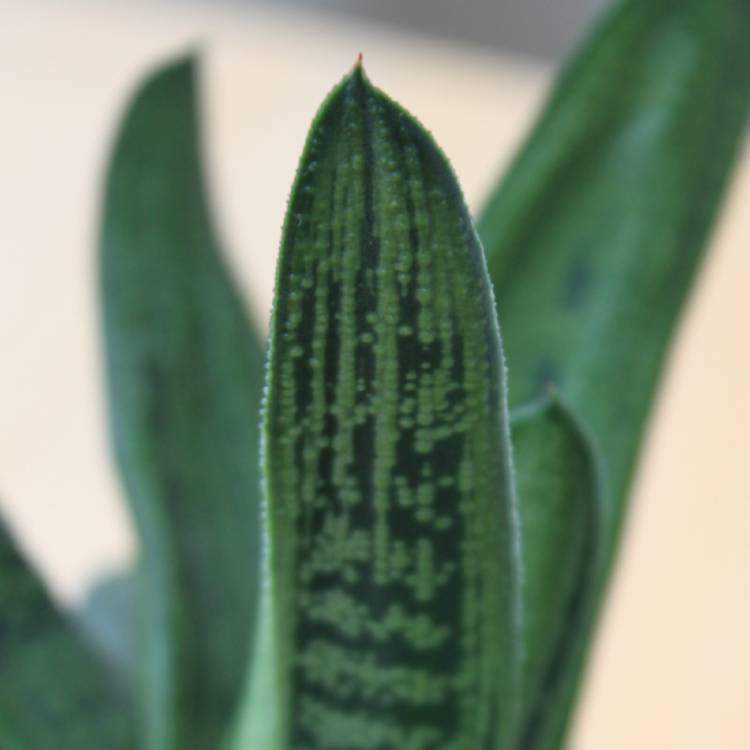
[511,397,603,750]
[254,64,521,750]
[100,56,265,750]
[0,516,135,749]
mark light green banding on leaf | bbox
[250,64,521,750]
[0,515,135,749]
[100,56,265,750]
[511,396,603,750]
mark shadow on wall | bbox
[197,0,613,60]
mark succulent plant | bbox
[2,1,749,749]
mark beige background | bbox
[1,1,749,747]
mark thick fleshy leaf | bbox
[478,2,750,742]
[510,397,602,750]
[235,63,521,750]
[100,56,265,750]
[480,0,750,537]
[0,515,135,749]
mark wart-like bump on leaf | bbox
[256,66,522,749]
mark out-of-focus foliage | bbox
[3,1,748,749]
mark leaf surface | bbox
[510,398,602,750]
[0,516,135,749]
[478,2,750,741]
[77,569,136,680]
[239,63,522,750]
[480,0,750,533]
[100,56,265,750]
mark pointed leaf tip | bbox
[238,69,522,750]
[511,396,604,750]
[479,4,750,740]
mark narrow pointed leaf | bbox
[478,2,750,741]
[100,56,265,750]
[510,397,603,750]
[0,515,135,749]
[240,65,521,750]
[479,0,750,535]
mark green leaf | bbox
[480,0,750,538]
[510,396,603,750]
[235,63,522,750]
[99,56,266,750]
[0,515,135,749]
[478,2,750,741]
[77,569,136,681]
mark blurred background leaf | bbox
[479,0,750,743]
[0,515,135,749]
[481,0,750,540]
[511,396,603,750]
[99,57,266,750]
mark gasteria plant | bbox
[2,1,749,749]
